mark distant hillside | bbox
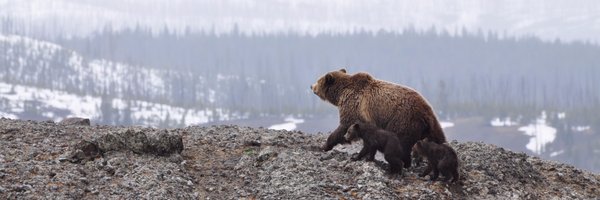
[0,34,249,127]
[2,30,600,129]
[57,29,600,128]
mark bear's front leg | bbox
[419,165,432,177]
[365,149,377,162]
[322,125,350,151]
[351,147,369,161]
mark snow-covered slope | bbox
[1,0,599,43]
[0,34,250,126]
[0,34,170,99]
[0,81,247,127]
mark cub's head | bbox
[412,139,433,156]
[310,68,349,106]
[345,123,363,142]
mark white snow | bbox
[490,117,518,127]
[208,89,216,103]
[0,82,100,119]
[268,116,305,131]
[86,59,166,95]
[0,81,225,127]
[0,34,62,52]
[518,111,557,155]
[557,112,566,119]
[0,34,174,99]
[550,150,565,157]
[572,126,591,132]
[216,73,239,81]
[440,121,455,129]
[0,111,18,119]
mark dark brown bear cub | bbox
[412,140,460,182]
[345,122,408,175]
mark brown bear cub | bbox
[412,140,460,182]
[345,122,408,175]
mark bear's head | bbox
[310,68,351,106]
[345,123,363,142]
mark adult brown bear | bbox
[311,69,447,166]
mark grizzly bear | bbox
[412,139,460,182]
[311,69,447,166]
[345,122,408,174]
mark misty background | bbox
[0,0,599,173]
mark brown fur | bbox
[412,140,460,182]
[311,69,447,167]
[345,122,408,175]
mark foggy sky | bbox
[1,0,599,43]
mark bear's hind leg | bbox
[441,170,452,182]
[430,166,440,181]
[451,168,460,183]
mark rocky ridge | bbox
[0,118,598,199]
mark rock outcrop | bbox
[58,117,91,126]
[0,118,598,199]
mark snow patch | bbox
[269,116,305,131]
[0,111,18,119]
[0,82,100,119]
[216,73,239,81]
[518,111,557,155]
[208,89,216,103]
[550,150,565,157]
[0,82,223,127]
[490,117,518,127]
[572,126,591,132]
[440,121,454,129]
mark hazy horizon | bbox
[1,0,600,44]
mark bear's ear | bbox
[339,68,347,73]
[325,74,335,85]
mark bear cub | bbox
[412,139,460,182]
[345,122,408,175]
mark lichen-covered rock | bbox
[149,130,184,156]
[71,128,184,163]
[59,117,90,126]
[0,118,598,199]
[96,133,126,152]
[67,140,102,163]
[119,129,151,154]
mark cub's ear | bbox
[325,74,335,85]
[339,68,347,73]
[415,140,423,146]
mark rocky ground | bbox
[0,118,599,199]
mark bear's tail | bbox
[423,115,447,144]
